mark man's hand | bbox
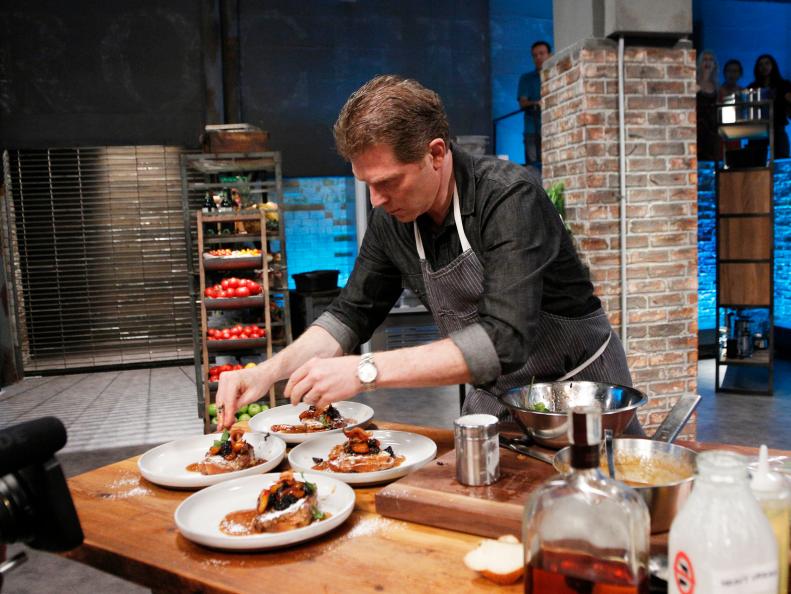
[285,355,361,409]
[215,365,271,430]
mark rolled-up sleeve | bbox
[310,210,403,353]
[448,323,501,385]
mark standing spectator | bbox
[517,41,551,168]
[720,60,744,155]
[749,54,791,159]
[696,50,721,162]
[720,59,744,100]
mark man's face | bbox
[351,143,441,223]
[532,44,550,70]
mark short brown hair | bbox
[333,75,450,164]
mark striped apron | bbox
[414,186,633,420]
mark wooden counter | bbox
[64,422,789,593]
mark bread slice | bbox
[464,535,524,585]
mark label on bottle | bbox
[710,562,778,593]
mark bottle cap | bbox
[750,444,788,495]
[568,404,602,446]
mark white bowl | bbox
[248,401,374,443]
[174,472,355,550]
[288,430,437,485]
[138,432,286,489]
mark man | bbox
[517,41,551,168]
[216,75,632,430]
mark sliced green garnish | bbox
[530,402,549,412]
[311,506,325,521]
[304,480,317,496]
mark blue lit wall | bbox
[697,159,791,330]
[282,177,357,290]
[490,0,553,163]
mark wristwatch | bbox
[357,353,378,392]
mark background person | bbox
[748,53,791,159]
[517,41,551,169]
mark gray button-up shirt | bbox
[313,146,600,388]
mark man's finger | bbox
[285,365,309,402]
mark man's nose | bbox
[369,188,388,208]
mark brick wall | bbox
[542,39,699,438]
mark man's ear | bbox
[428,138,448,170]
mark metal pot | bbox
[497,381,647,449]
[553,438,697,533]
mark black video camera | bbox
[0,417,84,558]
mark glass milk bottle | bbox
[669,450,778,594]
[751,445,790,594]
[522,404,650,594]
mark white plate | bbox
[138,432,286,489]
[288,430,437,485]
[248,401,374,444]
[174,472,355,550]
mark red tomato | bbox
[235,286,251,298]
[221,279,230,290]
[240,332,250,339]
[219,364,232,373]
[228,277,240,289]
[221,330,231,340]
[229,327,241,336]
[233,364,243,370]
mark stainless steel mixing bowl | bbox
[497,380,647,449]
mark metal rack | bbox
[181,152,292,430]
[715,99,774,395]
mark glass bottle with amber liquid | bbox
[522,404,651,594]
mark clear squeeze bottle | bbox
[522,404,650,594]
[751,444,790,594]
[669,450,778,594]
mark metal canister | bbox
[454,414,500,486]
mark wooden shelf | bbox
[719,350,771,367]
[204,233,279,244]
[203,295,266,310]
[203,255,263,270]
[207,338,268,352]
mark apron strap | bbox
[556,331,612,382]
[413,185,470,260]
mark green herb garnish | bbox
[530,402,549,413]
[304,480,317,496]
[212,429,231,448]
[311,506,325,521]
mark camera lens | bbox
[0,474,34,545]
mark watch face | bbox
[358,362,377,383]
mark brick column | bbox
[542,39,698,438]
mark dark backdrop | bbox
[0,0,490,176]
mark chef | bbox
[216,75,635,431]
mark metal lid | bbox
[454,414,499,439]
[567,404,602,446]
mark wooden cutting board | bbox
[375,446,555,539]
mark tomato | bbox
[221,330,231,340]
[240,332,251,339]
[229,327,240,337]
[235,286,250,298]
[221,279,230,290]
[228,277,240,289]
[233,364,243,370]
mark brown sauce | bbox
[220,509,259,536]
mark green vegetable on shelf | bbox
[247,403,262,416]
[208,403,217,417]
[238,413,251,422]
[236,404,249,416]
